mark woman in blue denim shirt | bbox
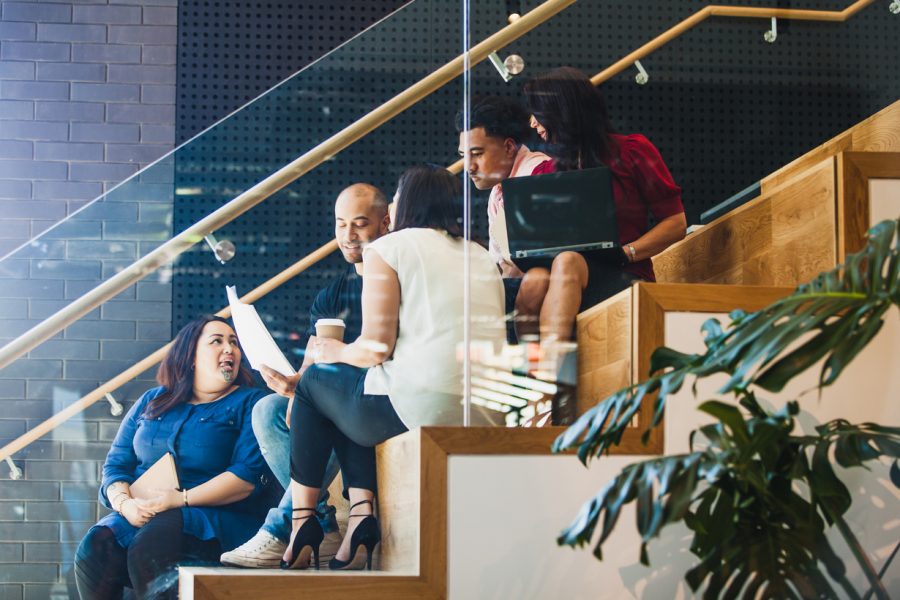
[74,315,271,599]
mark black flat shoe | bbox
[280,507,324,570]
[329,499,381,571]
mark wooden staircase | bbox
[654,100,900,284]
[180,101,900,599]
[180,428,563,599]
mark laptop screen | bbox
[501,167,619,258]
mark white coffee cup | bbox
[315,318,346,341]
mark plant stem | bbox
[862,540,900,600]
[789,292,868,302]
[827,508,889,600]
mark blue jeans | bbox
[252,394,341,541]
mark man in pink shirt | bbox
[456,96,552,340]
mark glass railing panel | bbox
[0,0,474,369]
[0,0,486,593]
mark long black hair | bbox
[523,66,617,171]
[144,315,253,418]
[392,165,463,238]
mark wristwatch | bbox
[626,244,636,262]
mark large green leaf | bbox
[558,402,896,596]
[555,219,900,460]
[554,219,900,598]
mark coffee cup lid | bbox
[316,318,345,327]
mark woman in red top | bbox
[519,66,686,341]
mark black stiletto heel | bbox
[280,507,324,570]
[329,499,381,571]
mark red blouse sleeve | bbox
[621,134,684,220]
[530,159,555,175]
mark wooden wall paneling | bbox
[760,134,853,194]
[761,158,837,285]
[628,283,794,456]
[761,99,900,192]
[653,157,837,285]
[837,151,900,261]
[631,283,666,454]
[652,189,774,284]
[848,102,900,157]
[639,283,793,314]
[838,151,871,260]
[181,570,428,599]
[575,288,632,418]
[376,429,421,574]
[653,102,899,286]
[418,432,448,596]
[422,426,564,455]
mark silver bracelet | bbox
[627,244,636,262]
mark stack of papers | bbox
[226,286,296,377]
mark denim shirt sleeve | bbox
[225,389,268,486]
[98,388,157,507]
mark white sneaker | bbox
[220,530,287,568]
[320,530,343,563]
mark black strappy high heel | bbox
[280,507,324,570]
[328,499,381,571]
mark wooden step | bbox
[575,282,793,453]
[761,99,900,192]
[651,94,900,286]
[179,104,900,598]
[181,281,898,598]
[179,427,562,600]
[654,150,900,286]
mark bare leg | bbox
[283,480,320,563]
[539,252,589,342]
[333,487,375,562]
[514,267,550,339]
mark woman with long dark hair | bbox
[519,66,687,341]
[74,315,271,599]
[281,165,505,571]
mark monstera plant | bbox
[554,219,900,599]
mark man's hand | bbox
[260,365,302,398]
[312,337,346,364]
[120,498,155,528]
[499,259,524,279]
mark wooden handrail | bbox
[447,0,877,173]
[592,0,876,86]
[0,0,880,462]
[0,0,579,372]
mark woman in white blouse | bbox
[281,165,505,571]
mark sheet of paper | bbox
[491,203,512,262]
[226,286,296,377]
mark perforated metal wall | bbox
[174,0,899,345]
[176,1,410,141]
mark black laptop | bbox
[501,167,619,260]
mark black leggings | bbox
[290,363,407,492]
[74,509,220,600]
